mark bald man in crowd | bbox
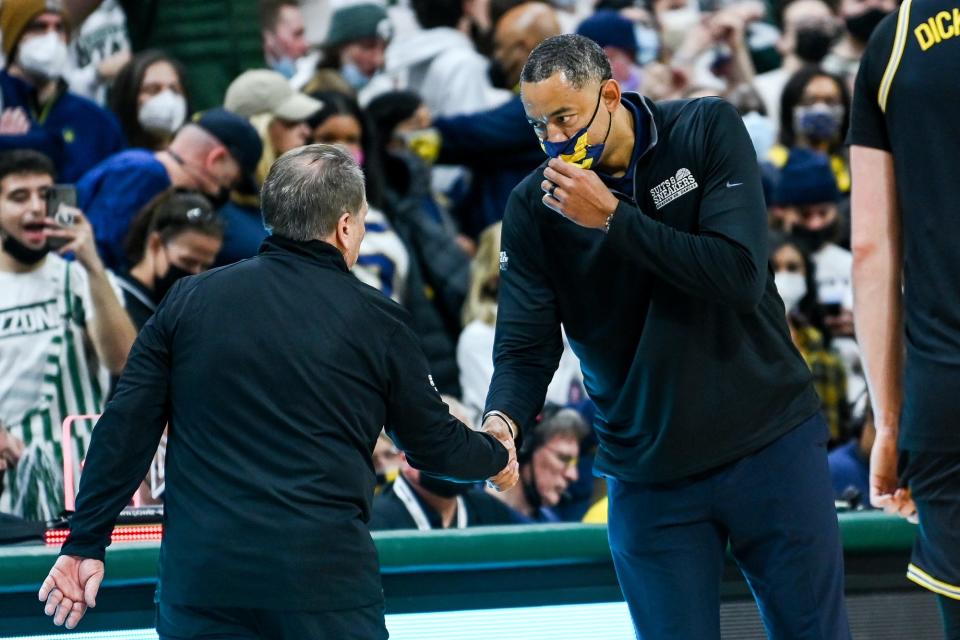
[432,2,562,235]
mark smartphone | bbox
[45,184,77,250]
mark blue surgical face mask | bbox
[794,102,844,144]
[538,84,612,170]
[341,60,371,91]
[634,24,660,66]
[270,57,297,79]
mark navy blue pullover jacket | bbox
[486,95,819,483]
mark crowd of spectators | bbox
[0,0,896,526]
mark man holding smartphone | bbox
[0,149,135,521]
[483,35,850,638]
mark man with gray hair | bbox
[483,34,850,638]
[37,144,518,638]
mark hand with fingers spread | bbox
[38,555,104,630]
[43,207,105,275]
[541,158,619,230]
[482,415,519,492]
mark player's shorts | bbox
[899,450,960,601]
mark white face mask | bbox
[775,271,808,313]
[659,3,701,51]
[17,32,69,81]
[138,90,187,136]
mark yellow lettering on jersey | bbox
[915,10,959,50]
[936,11,953,39]
[916,22,936,50]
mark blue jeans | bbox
[607,413,850,639]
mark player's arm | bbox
[850,147,907,510]
[483,188,564,443]
[847,11,913,518]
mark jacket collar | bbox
[259,234,349,273]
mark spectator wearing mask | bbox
[754,0,838,126]
[373,430,402,492]
[771,149,849,317]
[318,90,465,395]
[362,0,510,116]
[457,223,585,424]
[577,10,643,93]
[118,190,222,330]
[307,91,411,306]
[0,150,136,521]
[78,108,261,271]
[0,0,125,183]
[305,3,392,98]
[769,66,851,194]
[431,1,560,236]
[829,402,874,505]
[491,407,589,523]
[64,0,130,105]
[370,398,523,530]
[822,0,895,89]
[771,234,849,442]
[260,0,316,88]
[109,50,189,151]
[218,70,321,266]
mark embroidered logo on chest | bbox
[650,168,699,210]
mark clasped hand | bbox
[482,416,519,491]
[541,159,619,230]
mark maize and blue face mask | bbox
[537,84,613,170]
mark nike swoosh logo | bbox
[726,181,743,188]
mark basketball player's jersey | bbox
[849,0,960,451]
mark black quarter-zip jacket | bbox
[61,235,507,611]
[486,95,820,483]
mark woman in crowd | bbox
[310,89,469,396]
[769,67,852,195]
[770,234,849,443]
[118,189,222,330]
[110,50,190,151]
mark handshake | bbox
[482,413,520,493]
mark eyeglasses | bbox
[544,447,578,470]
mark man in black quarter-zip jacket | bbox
[481,34,850,639]
[37,144,518,639]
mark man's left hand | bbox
[541,159,619,230]
[44,207,105,276]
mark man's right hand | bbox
[482,415,519,492]
[870,427,917,523]
[0,426,24,471]
[38,555,104,630]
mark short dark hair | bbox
[410,0,463,29]
[0,150,56,188]
[125,189,223,265]
[260,0,299,31]
[521,34,612,89]
[261,144,366,241]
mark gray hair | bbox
[260,144,366,241]
[520,34,612,90]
